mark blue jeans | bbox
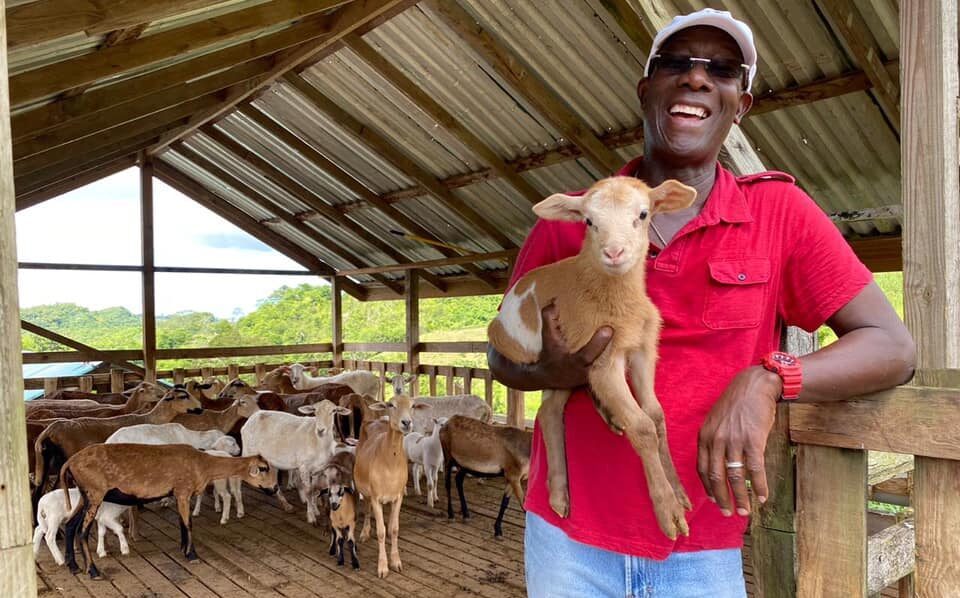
[525,512,747,598]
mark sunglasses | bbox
[649,53,749,88]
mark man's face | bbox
[638,26,753,164]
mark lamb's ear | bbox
[333,406,351,416]
[368,401,388,412]
[412,402,431,410]
[533,192,586,222]
[649,179,697,214]
[298,404,317,415]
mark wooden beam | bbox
[280,73,502,288]
[789,385,960,459]
[847,235,902,273]
[155,344,333,360]
[9,0,346,107]
[364,271,509,301]
[152,161,372,299]
[867,519,915,595]
[20,320,145,376]
[13,56,272,152]
[797,445,868,597]
[426,0,622,175]
[15,155,137,211]
[816,0,900,135]
[15,93,222,173]
[336,249,518,276]
[342,33,543,205]
[140,157,157,383]
[148,0,422,155]
[229,106,449,291]
[597,0,655,54]
[751,61,899,117]
[21,349,143,365]
[406,269,420,396]
[331,277,343,369]
[6,0,227,49]
[0,3,36,589]
[915,456,960,597]
[171,143,404,295]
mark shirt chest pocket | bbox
[702,258,771,329]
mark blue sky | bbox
[15,167,325,319]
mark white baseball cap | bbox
[643,8,758,91]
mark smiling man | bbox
[488,8,916,598]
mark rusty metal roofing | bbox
[12,0,906,297]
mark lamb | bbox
[285,364,380,397]
[354,394,429,578]
[182,380,232,411]
[59,443,278,578]
[486,176,696,539]
[387,375,491,434]
[440,415,532,537]
[403,417,447,508]
[192,444,245,525]
[200,377,225,399]
[32,387,204,511]
[318,449,359,569]
[240,401,351,522]
[105,422,235,450]
[33,488,130,566]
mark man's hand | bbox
[697,366,780,516]
[487,303,613,391]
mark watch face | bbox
[772,352,797,366]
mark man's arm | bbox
[487,303,613,391]
[697,282,916,516]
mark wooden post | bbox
[507,388,525,429]
[227,363,239,381]
[254,363,266,384]
[377,361,386,401]
[0,6,37,590]
[484,371,493,408]
[902,2,960,595]
[463,369,473,396]
[429,366,438,396]
[172,368,185,385]
[78,375,93,393]
[43,377,58,395]
[797,445,868,597]
[110,367,125,393]
[201,366,213,380]
[405,269,419,397]
[331,276,343,370]
[444,368,454,396]
[140,155,157,383]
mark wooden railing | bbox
[788,376,960,597]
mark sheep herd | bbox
[26,365,532,581]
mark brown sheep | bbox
[59,443,278,578]
[440,415,532,537]
[256,367,298,394]
[27,382,160,420]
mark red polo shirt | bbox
[511,158,872,559]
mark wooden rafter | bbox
[20,320,145,376]
[15,155,138,211]
[58,24,151,100]
[6,0,228,49]
[13,92,218,176]
[365,271,509,301]
[597,0,655,54]
[153,161,369,300]
[342,33,543,205]
[14,56,273,148]
[234,105,450,292]
[171,143,405,296]
[336,249,518,276]
[10,0,346,107]
[279,73,503,289]
[148,0,423,156]
[426,0,623,175]
[815,0,900,135]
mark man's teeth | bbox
[669,104,708,119]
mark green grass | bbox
[818,272,904,347]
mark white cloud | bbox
[16,168,328,319]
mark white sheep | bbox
[403,417,447,508]
[33,488,129,565]
[105,422,232,450]
[240,401,350,524]
[192,447,244,524]
[387,374,491,434]
[285,363,380,397]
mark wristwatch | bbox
[761,351,802,401]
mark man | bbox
[488,9,916,598]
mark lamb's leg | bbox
[96,520,107,558]
[426,466,436,509]
[299,467,317,524]
[348,524,359,569]
[494,493,510,538]
[336,531,345,567]
[64,501,86,573]
[193,494,203,517]
[388,497,403,573]
[102,514,129,556]
[590,357,688,539]
[218,482,231,525]
[629,348,691,510]
[412,463,422,496]
[33,521,46,560]
[230,478,244,518]
[536,387,572,518]
[328,527,338,556]
[42,518,66,566]
[275,481,295,513]
[371,500,388,578]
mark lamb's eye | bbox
[639,210,649,220]
[585,218,593,227]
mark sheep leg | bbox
[175,494,199,561]
[371,500,389,578]
[328,527,338,556]
[494,493,510,538]
[78,499,103,579]
[455,468,470,520]
[274,484,296,513]
[104,515,129,556]
[412,463,422,496]
[42,520,66,566]
[64,501,85,573]
[193,494,203,517]
[445,459,455,519]
[536,387,572,518]
[359,501,372,543]
[96,520,107,558]
[127,508,139,542]
[628,348,691,510]
[426,466,436,509]
[229,478,243,519]
[32,522,46,561]
[589,360,688,540]
[218,484,231,525]
[348,525,359,569]
[299,467,317,524]
[336,531,345,567]
[388,498,403,573]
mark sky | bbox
[15,167,325,319]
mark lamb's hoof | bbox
[377,561,389,578]
[120,548,130,556]
[654,496,690,540]
[359,531,370,543]
[97,550,107,558]
[548,489,570,519]
[88,565,102,580]
[185,550,199,562]
[390,556,402,573]
[281,503,295,513]
[67,561,80,575]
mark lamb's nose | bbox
[603,247,624,262]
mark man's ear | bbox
[533,193,586,222]
[636,77,649,108]
[650,180,697,214]
[734,91,753,125]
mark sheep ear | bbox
[533,192,585,222]
[649,179,697,214]
[334,406,351,416]
[412,402,431,410]
[345,437,358,446]
[248,463,261,477]
[298,405,316,415]
[368,402,388,412]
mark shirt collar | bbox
[617,157,753,225]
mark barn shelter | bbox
[0,1,958,597]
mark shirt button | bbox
[649,251,659,259]
[737,273,747,281]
